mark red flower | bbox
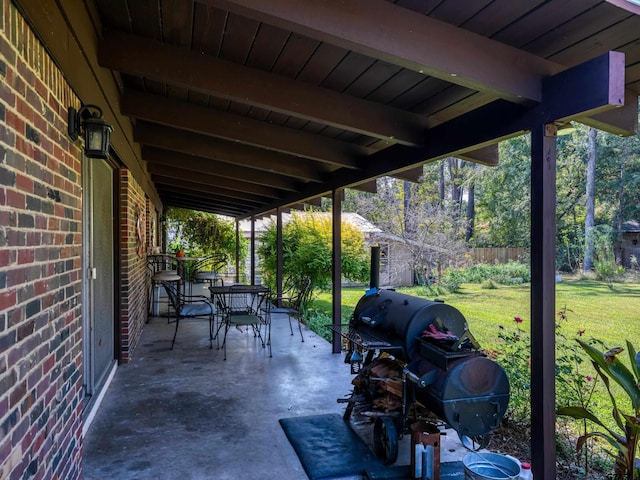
[577,329,585,336]
[585,375,593,381]
[514,316,523,324]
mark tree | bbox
[474,136,532,247]
[345,170,468,282]
[256,213,369,292]
[166,207,245,261]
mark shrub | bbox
[441,261,530,289]
[257,213,369,292]
[481,279,498,289]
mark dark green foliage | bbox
[256,214,369,292]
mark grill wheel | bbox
[373,416,399,465]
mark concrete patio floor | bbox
[82,287,471,479]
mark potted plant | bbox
[557,339,640,480]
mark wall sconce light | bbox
[67,104,113,159]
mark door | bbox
[82,157,116,407]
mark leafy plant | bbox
[489,317,531,423]
[557,340,640,480]
[257,213,369,292]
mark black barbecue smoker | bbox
[329,287,510,467]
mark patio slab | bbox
[82,287,471,479]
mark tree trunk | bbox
[403,180,414,235]
[614,142,629,265]
[439,162,445,208]
[583,128,597,272]
[466,181,475,243]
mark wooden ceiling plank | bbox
[153,176,271,203]
[121,90,366,167]
[456,0,546,38]
[99,30,430,146]
[272,32,320,78]
[527,5,632,60]
[548,14,640,67]
[247,23,290,70]
[150,165,283,197]
[243,51,632,217]
[219,13,260,63]
[203,0,565,102]
[158,186,259,207]
[128,0,163,40]
[160,0,194,47]
[492,0,602,49]
[134,121,330,182]
[160,191,249,209]
[428,0,493,27]
[159,195,247,215]
[191,4,226,57]
[143,146,301,191]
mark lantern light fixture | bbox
[67,104,113,159]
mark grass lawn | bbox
[311,277,640,350]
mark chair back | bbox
[162,281,181,311]
[280,276,312,311]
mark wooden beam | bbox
[99,30,430,146]
[134,122,330,182]
[152,176,272,203]
[122,91,366,168]
[541,51,625,121]
[205,0,563,103]
[160,196,243,216]
[243,51,629,217]
[158,187,262,212]
[352,180,377,193]
[578,90,638,136]
[390,166,423,182]
[142,147,301,191]
[458,145,499,166]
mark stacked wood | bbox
[361,356,404,413]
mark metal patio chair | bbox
[218,285,271,361]
[162,281,215,350]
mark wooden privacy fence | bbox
[470,247,528,264]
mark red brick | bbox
[17,249,35,264]
[0,289,16,310]
[6,189,25,208]
[9,380,26,408]
[15,173,33,193]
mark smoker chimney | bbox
[370,245,380,289]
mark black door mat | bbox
[280,413,465,480]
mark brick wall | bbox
[0,2,83,479]
[118,169,148,363]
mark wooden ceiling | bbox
[90,0,640,218]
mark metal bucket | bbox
[463,452,520,480]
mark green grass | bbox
[308,278,640,470]
[311,278,640,349]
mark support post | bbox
[276,208,283,308]
[332,189,343,354]
[530,123,557,479]
[250,216,256,285]
[235,220,240,283]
